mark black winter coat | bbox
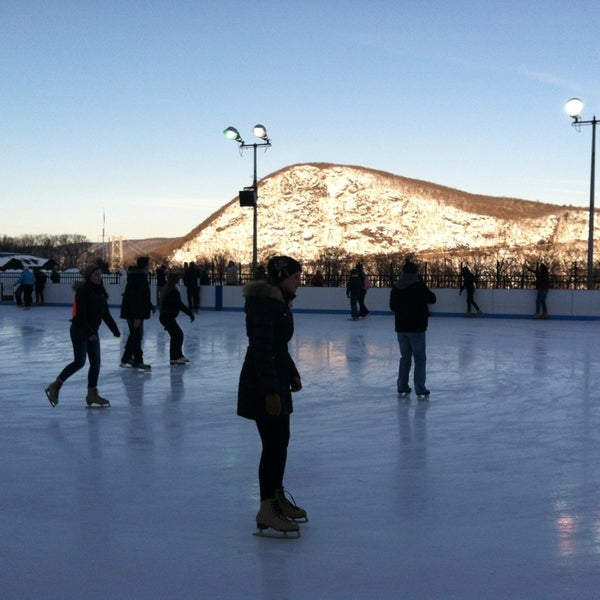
[160,288,192,322]
[346,269,363,297]
[389,274,437,332]
[237,280,300,421]
[120,268,153,320]
[72,282,120,338]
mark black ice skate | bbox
[275,488,308,522]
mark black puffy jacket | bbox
[237,280,300,421]
[72,282,120,338]
[120,268,153,320]
[389,274,437,332]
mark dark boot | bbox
[256,499,299,533]
[275,488,308,522]
[86,388,111,407]
[45,379,62,407]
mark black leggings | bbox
[255,415,290,501]
[466,288,480,312]
[160,315,184,360]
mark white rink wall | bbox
[3,281,600,319]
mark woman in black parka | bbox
[45,264,121,407]
[238,256,307,535]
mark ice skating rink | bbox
[1,304,599,600]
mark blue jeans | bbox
[58,323,101,388]
[397,331,427,394]
[536,289,548,314]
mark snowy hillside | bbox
[169,163,595,264]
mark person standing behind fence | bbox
[390,259,436,398]
[184,261,200,312]
[529,263,550,319]
[34,268,47,304]
[44,264,120,408]
[226,260,238,285]
[310,270,324,286]
[120,256,154,371]
[459,266,483,317]
[19,267,35,308]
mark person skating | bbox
[528,263,550,319]
[45,264,120,408]
[159,273,195,365]
[237,256,307,535]
[390,259,436,399]
[346,267,363,320]
[356,262,371,318]
[459,266,483,317]
[120,256,154,370]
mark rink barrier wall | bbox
[2,281,600,320]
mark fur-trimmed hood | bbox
[243,279,292,304]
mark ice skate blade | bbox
[44,388,58,407]
[289,515,309,523]
[253,528,301,539]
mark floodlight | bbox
[565,98,583,119]
[223,126,242,141]
[253,124,269,140]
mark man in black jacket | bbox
[389,259,436,398]
[120,256,154,370]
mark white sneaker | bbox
[180,356,190,363]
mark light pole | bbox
[565,97,597,290]
[223,124,272,277]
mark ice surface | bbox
[1,304,599,599]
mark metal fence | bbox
[2,262,598,291]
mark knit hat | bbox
[82,264,102,281]
[137,256,150,269]
[267,256,302,283]
[403,260,418,274]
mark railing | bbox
[1,263,598,290]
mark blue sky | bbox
[2,0,600,242]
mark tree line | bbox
[0,233,92,269]
[2,234,597,289]
[152,244,598,290]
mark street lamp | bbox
[565,97,597,290]
[223,124,272,276]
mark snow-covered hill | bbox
[169,163,595,264]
